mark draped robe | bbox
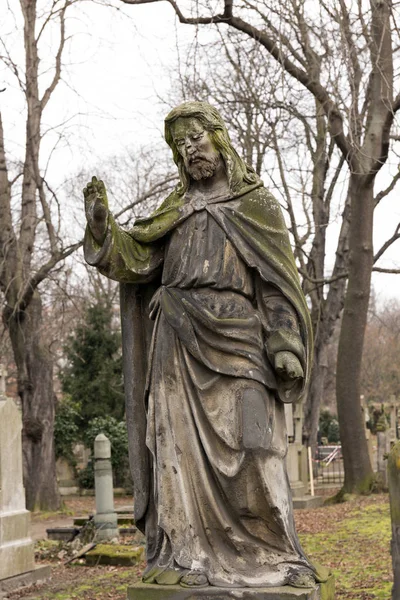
[84,182,327,587]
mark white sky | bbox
[1,0,400,304]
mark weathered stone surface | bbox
[46,527,80,542]
[0,397,35,580]
[0,511,31,544]
[0,542,35,581]
[127,576,335,600]
[0,565,50,596]
[85,102,331,589]
[0,398,26,513]
[293,496,324,510]
[94,433,119,541]
[85,543,144,566]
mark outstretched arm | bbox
[83,176,164,283]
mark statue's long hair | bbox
[165,101,260,196]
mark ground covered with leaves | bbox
[10,494,392,599]
[297,494,392,599]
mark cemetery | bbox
[1,1,400,599]
[0,360,399,598]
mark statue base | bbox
[127,575,335,600]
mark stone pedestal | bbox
[127,576,335,600]
[0,396,35,580]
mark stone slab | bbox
[289,481,307,499]
[0,540,35,580]
[0,399,25,513]
[293,496,324,510]
[127,576,335,600]
[46,527,80,542]
[73,515,134,526]
[0,510,31,544]
[0,565,50,596]
[59,486,80,496]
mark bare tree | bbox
[120,0,400,492]
[168,28,400,455]
[0,0,175,510]
[0,0,83,510]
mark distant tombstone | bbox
[389,395,399,445]
[377,412,389,488]
[285,402,306,497]
[0,370,35,581]
[93,434,119,541]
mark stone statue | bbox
[83,102,328,591]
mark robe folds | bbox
[84,182,327,587]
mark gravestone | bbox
[285,403,306,497]
[388,395,399,445]
[377,412,389,488]
[0,366,50,595]
[93,433,118,541]
[285,404,323,509]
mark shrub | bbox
[319,409,340,444]
[81,416,131,488]
[54,397,81,464]
[77,460,95,490]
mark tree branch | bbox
[373,223,400,264]
[299,269,348,286]
[40,1,67,111]
[0,111,16,264]
[120,0,354,165]
[17,241,82,313]
[374,167,400,207]
[115,175,177,222]
[372,267,400,274]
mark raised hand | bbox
[83,176,109,243]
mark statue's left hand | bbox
[275,351,304,382]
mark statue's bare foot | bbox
[180,571,209,588]
[155,567,188,585]
[142,564,165,584]
[287,568,316,588]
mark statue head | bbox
[165,101,260,196]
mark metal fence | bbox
[315,445,345,485]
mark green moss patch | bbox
[85,543,144,566]
[299,495,392,599]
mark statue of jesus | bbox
[83,102,328,590]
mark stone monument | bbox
[0,366,50,595]
[285,404,322,510]
[93,433,119,541]
[83,102,334,598]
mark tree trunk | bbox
[336,175,374,492]
[3,292,60,511]
[304,341,328,451]
[303,193,350,450]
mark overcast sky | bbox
[1,0,400,304]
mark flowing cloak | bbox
[84,182,321,585]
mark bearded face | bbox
[185,151,220,180]
[170,117,221,181]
